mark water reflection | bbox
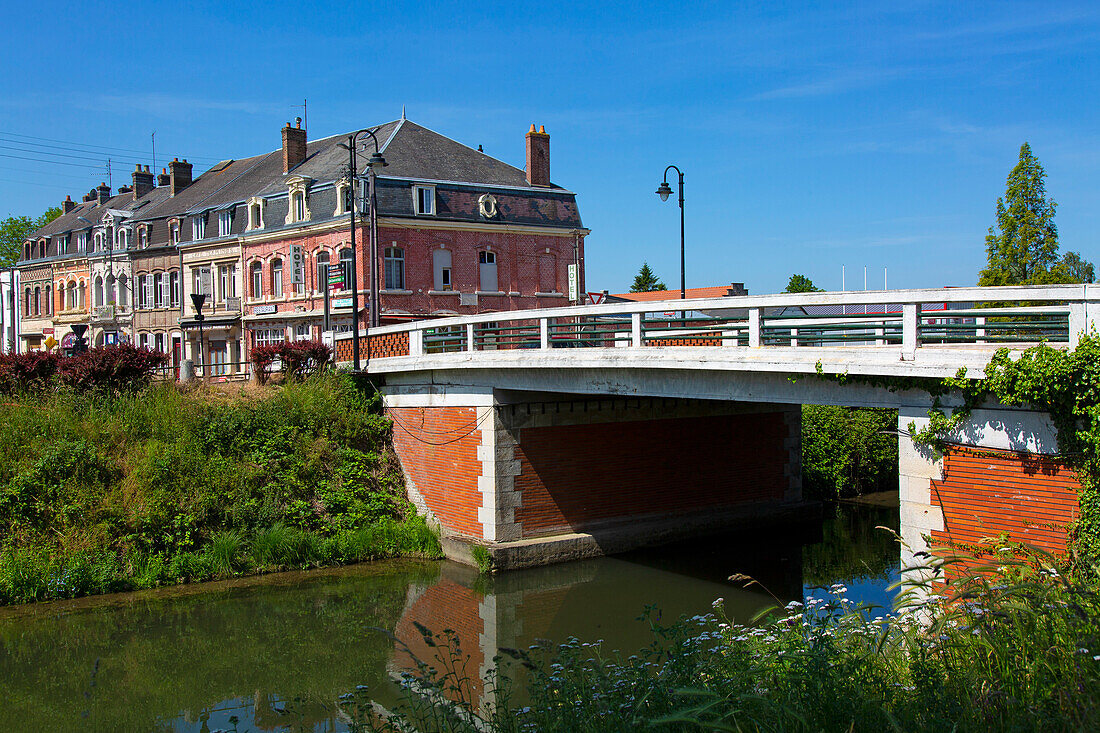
[0,503,898,732]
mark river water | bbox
[0,502,898,732]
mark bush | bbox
[249,344,282,385]
[802,405,898,500]
[0,350,59,393]
[250,340,332,384]
[57,344,167,392]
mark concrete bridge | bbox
[338,284,1098,571]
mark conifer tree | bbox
[630,262,667,292]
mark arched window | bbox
[55,284,63,313]
[95,276,104,307]
[315,251,330,292]
[385,247,405,290]
[250,202,263,229]
[38,240,45,258]
[23,243,30,260]
[25,287,31,314]
[44,285,51,316]
[106,274,116,305]
[339,248,354,291]
[67,280,77,310]
[433,249,452,291]
[250,262,263,298]
[77,281,86,309]
[271,259,283,296]
[293,192,305,222]
[139,227,148,248]
[118,274,128,308]
[33,286,40,316]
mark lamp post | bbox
[655,165,685,304]
[338,128,388,371]
[190,293,206,379]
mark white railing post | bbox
[409,329,423,356]
[466,323,475,352]
[975,316,986,344]
[748,308,761,348]
[631,312,642,347]
[539,318,549,349]
[1069,302,1086,348]
[875,326,885,347]
[790,327,798,348]
[902,303,920,360]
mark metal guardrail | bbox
[337,284,1100,362]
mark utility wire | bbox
[0,152,106,170]
[0,131,221,164]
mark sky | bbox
[2,0,1099,294]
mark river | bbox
[0,502,898,732]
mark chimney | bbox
[132,164,155,199]
[169,158,193,196]
[96,182,111,205]
[282,118,307,174]
[62,195,75,214]
[83,189,95,202]
[525,124,550,187]
[157,167,171,187]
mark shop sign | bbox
[332,297,353,309]
[290,244,304,285]
[253,304,277,315]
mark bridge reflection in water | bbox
[0,505,896,732]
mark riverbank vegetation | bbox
[0,371,440,606]
[801,405,898,500]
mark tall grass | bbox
[358,541,1100,732]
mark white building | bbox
[0,268,18,353]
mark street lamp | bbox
[338,128,388,371]
[656,165,686,303]
[190,293,206,379]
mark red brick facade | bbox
[512,413,789,537]
[930,447,1080,556]
[389,406,484,538]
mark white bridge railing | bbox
[336,284,1100,363]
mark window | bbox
[384,247,405,290]
[105,274,116,305]
[116,228,129,250]
[339,249,354,291]
[252,328,285,348]
[169,271,180,307]
[67,281,77,310]
[142,275,154,309]
[93,232,103,252]
[38,240,45,258]
[335,182,354,215]
[344,185,354,213]
[139,227,148,248]
[154,333,164,354]
[218,265,236,300]
[295,323,312,341]
[170,222,180,245]
[193,267,212,299]
[433,248,452,291]
[153,273,164,307]
[118,274,128,309]
[33,287,41,316]
[479,250,498,292]
[218,210,233,237]
[44,285,50,315]
[192,215,206,241]
[55,234,67,254]
[139,333,149,349]
[77,232,87,253]
[95,276,104,308]
[271,259,283,296]
[250,262,263,298]
[293,192,305,221]
[25,288,31,315]
[249,201,263,230]
[315,251,330,291]
[414,185,435,215]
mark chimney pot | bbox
[62,195,76,214]
[132,162,155,199]
[282,120,307,173]
[96,182,112,205]
[169,158,193,196]
[525,124,550,187]
[157,168,171,187]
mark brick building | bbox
[15,117,587,368]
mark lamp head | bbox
[368,151,388,170]
[190,293,207,313]
[656,181,673,202]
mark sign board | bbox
[42,327,54,335]
[567,264,578,301]
[585,292,606,305]
[290,244,304,285]
[253,304,277,315]
[328,267,345,290]
[332,297,353,309]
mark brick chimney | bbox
[157,167,171,187]
[169,158,193,196]
[96,182,112,205]
[83,189,95,202]
[62,195,75,214]
[132,164,155,199]
[525,124,550,187]
[282,117,307,174]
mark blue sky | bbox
[2,1,1098,294]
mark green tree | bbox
[978,143,1066,286]
[0,207,62,268]
[785,274,824,293]
[630,262,667,292]
[1054,250,1095,284]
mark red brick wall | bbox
[392,577,485,706]
[389,406,483,538]
[513,412,789,537]
[930,447,1080,555]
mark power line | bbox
[0,131,221,164]
[0,142,113,164]
[0,152,106,170]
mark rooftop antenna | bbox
[151,131,156,174]
[106,158,112,190]
[292,99,307,132]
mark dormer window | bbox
[294,192,305,220]
[138,227,148,248]
[193,214,206,240]
[285,178,312,224]
[218,210,233,237]
[93,232,102,252]
[37,239,46,258]
[414,185,435,215]
[77,232,88,253]
[169,221,180,245]
[247,197,264,230]
[335,181,355,216]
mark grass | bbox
[355,540,1100,732]
[0,372,444,606]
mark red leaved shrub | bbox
[249,344,283,385]
[0,350,60,393]
[249,340,332,384]
[57,344,168,392]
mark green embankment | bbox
[0,373,441,605]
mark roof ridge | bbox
[394,119,526,176]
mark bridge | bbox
[337,284,1099,572]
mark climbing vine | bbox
[816,335,1100,565]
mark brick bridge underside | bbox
[381,377,1081,572]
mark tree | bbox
[1054,251,1095,284]
[630,262,667,292]
[785,274,823,293]
[978,143,1071,286]
[0,207,62,268]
